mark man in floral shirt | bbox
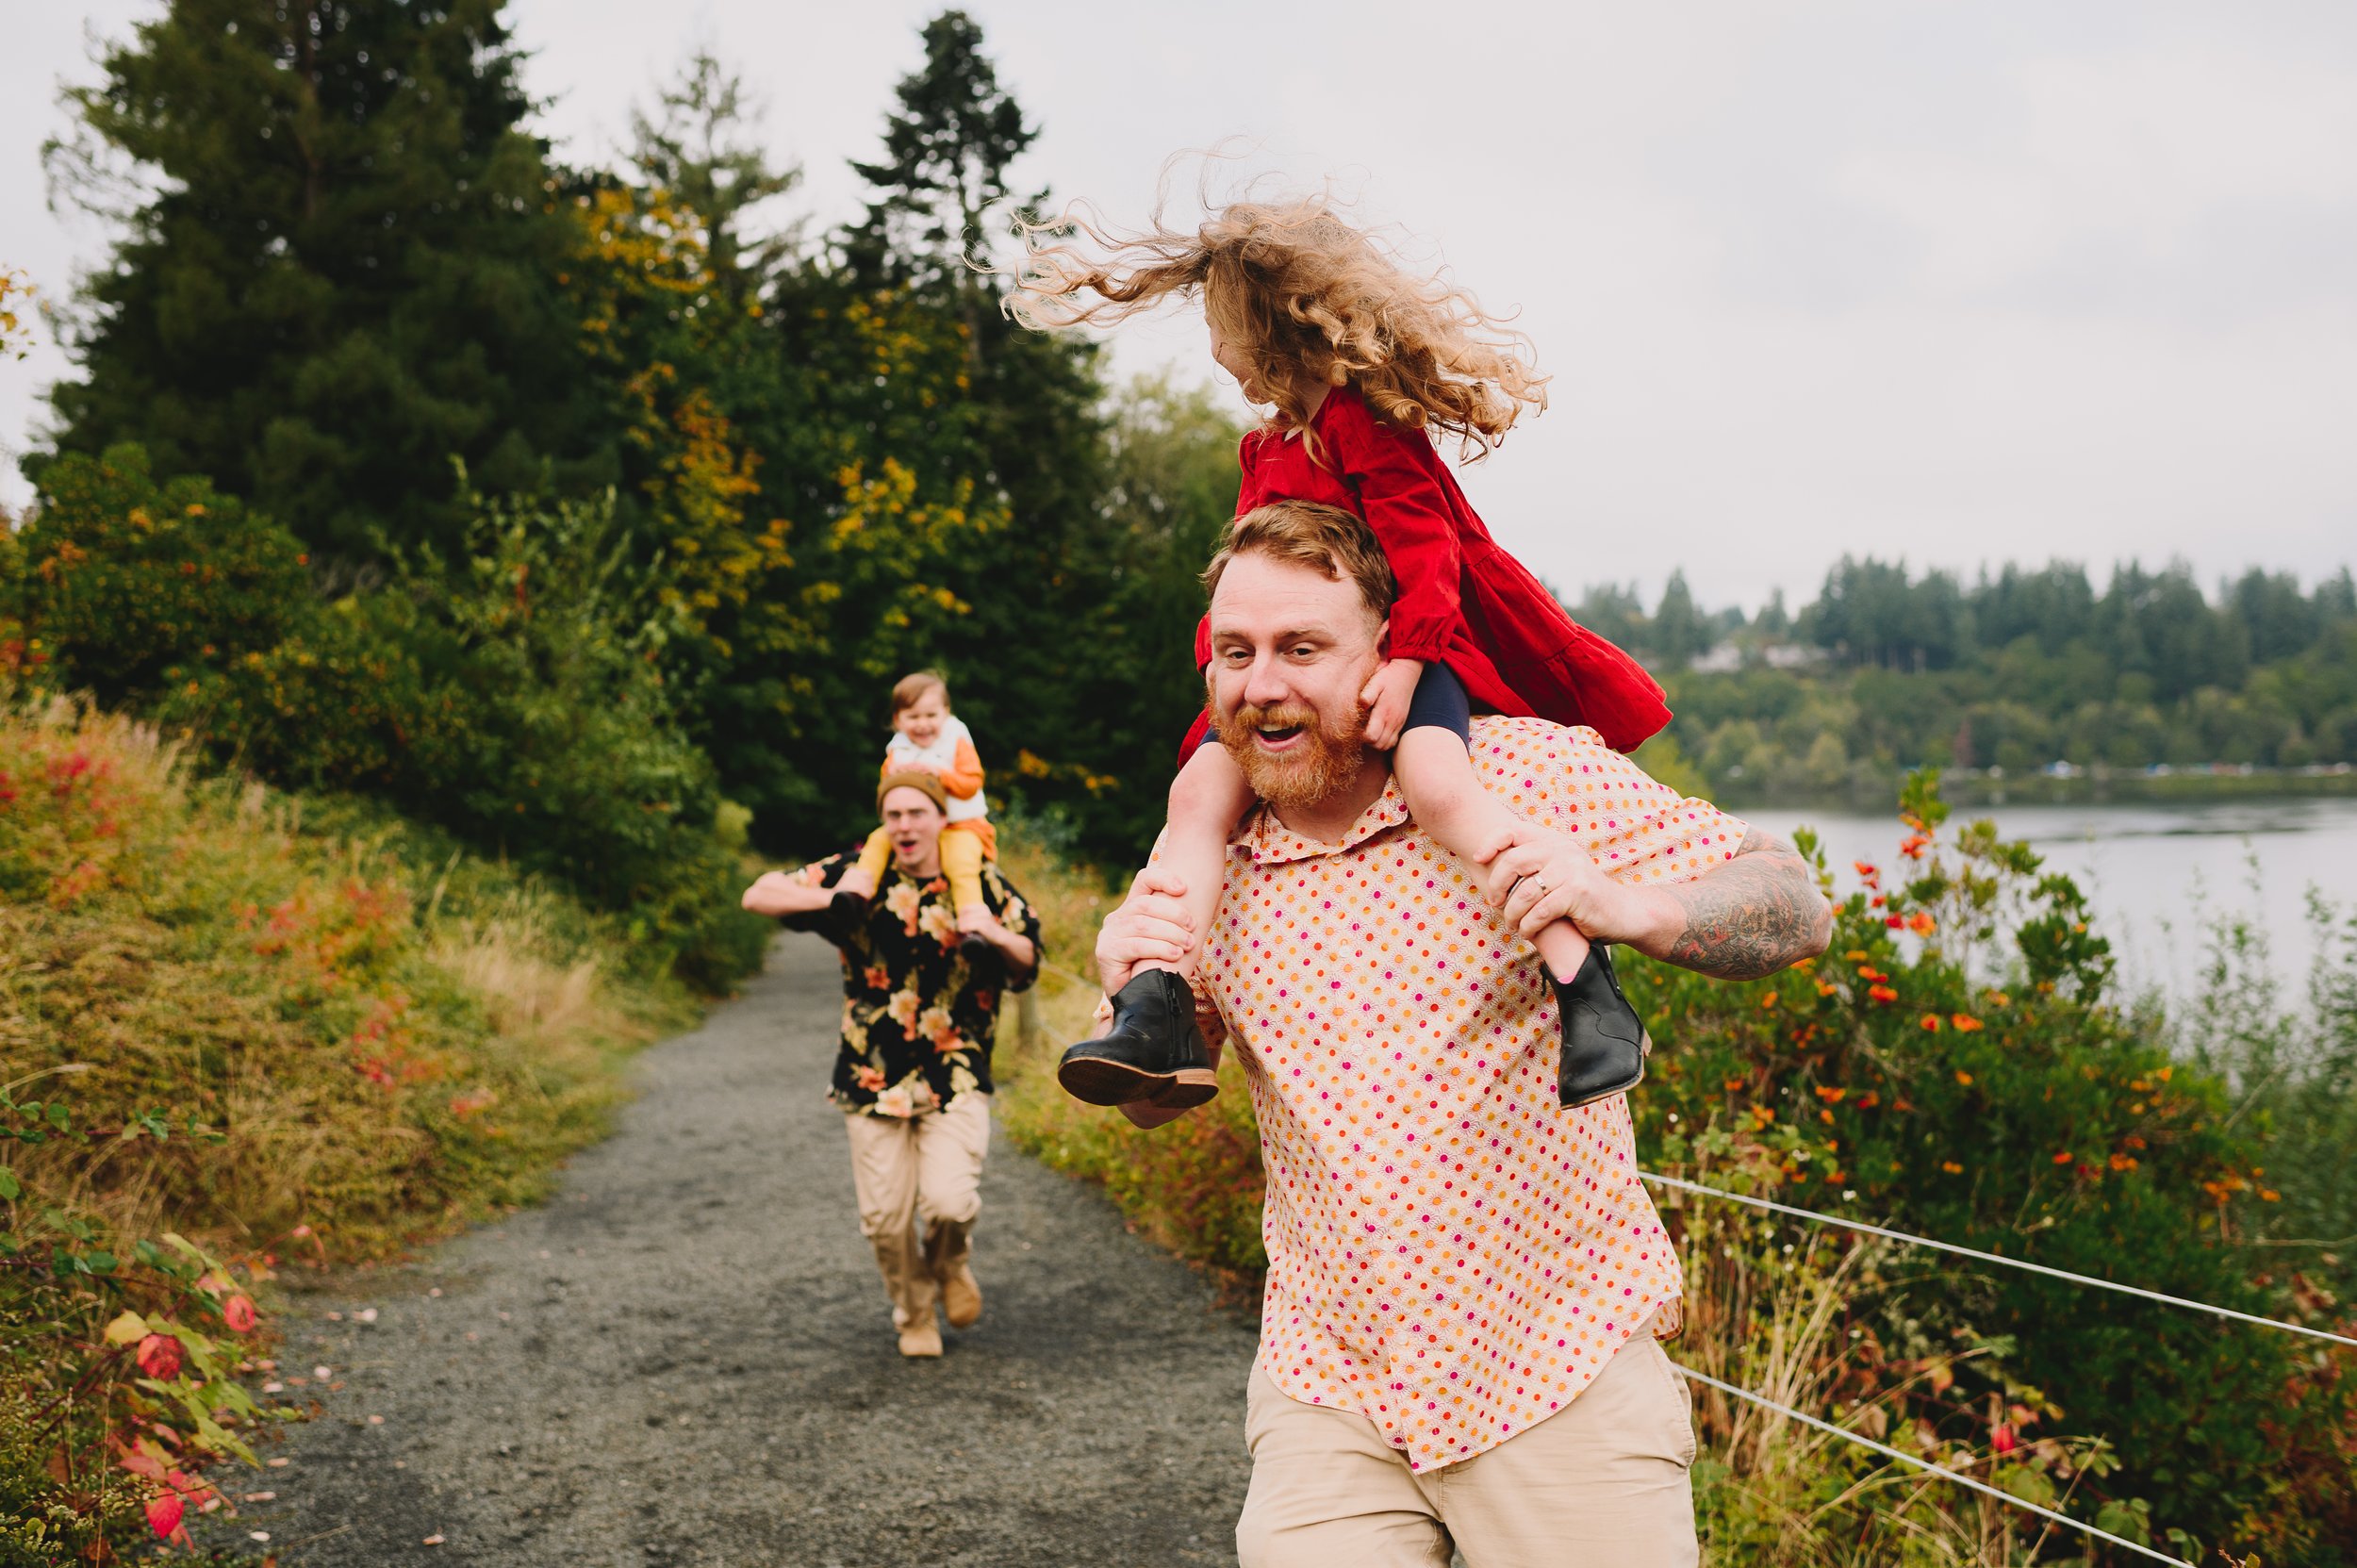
[743,771,1043,1358]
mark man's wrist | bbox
[1612,883,1688,957]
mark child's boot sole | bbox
[1147,1067,1219,1110]
[1056,1051,1176,1107]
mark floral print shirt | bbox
[793,852,1042,1118]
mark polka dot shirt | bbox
[1187,716,1750,1473]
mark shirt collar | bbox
[1236,775,1411,866]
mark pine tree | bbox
[844,9,1037,289]
[40,0,604,562]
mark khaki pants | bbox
[1236,1324,1700,1568]
[843,1093,991,1330]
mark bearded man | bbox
[1079,499,1831,1567]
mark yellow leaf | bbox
[105,1310,147,1345]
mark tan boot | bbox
[941,1263,982,1329]
[897,1320,944,1358]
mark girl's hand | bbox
[1360,657,1425,750]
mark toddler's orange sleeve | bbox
[938,736,985,800]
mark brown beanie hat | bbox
[876,769,949,816]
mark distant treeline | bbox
[1577,560,2357,801]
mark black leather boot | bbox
[1555,944,1651,1108]
[958,930,1001,984]
[1057,968,1218,1109]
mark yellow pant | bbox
[857,819,991,911]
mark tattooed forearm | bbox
[1657,829,1832,980]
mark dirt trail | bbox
[217,935,1258,1566]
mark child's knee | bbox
[1169,746,1252,827]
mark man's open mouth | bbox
[1253,721,1305,747]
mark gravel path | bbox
[215,934,1259,1566]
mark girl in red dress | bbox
[1013,195,1672,1111]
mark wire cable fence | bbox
[1671,1363,2196,1568]
[1640,1169,2357,1348]
[1645,1167,2353,1564]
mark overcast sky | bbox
[5,1,2353,611]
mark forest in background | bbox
[8,4,1242,985]
[1581,561,2357,805]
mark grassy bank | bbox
[0,696,724,1560]
[989,839,1271,1294]
[984,786,2355,1566]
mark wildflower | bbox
[1868,983,1898,1004]
[1991,1424,2017,1456]
[1758,991,1780,1011]
[1817,980,1839,996]
[2108,1153,2138,1172]
[1920,1014,1942,1032]
[1953,1070,1973,1086]
[2052,1150,2073,1165]
[1853,861,1880,886]
[1952,1014,1982,1032]
[136,1333,185,1379]
[1814,1085,1846,1102]
[1843,949,1870,962]
[223,1295,259,1333]
[1941,1161,1964,1174]
[1886,915,1904,930]
[2262,1189,2281,1202]
[1905,911,1936,935]
[1722,1077,1746,1093]
[1899,834,1930,860]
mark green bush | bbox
[9,444,308,704]
[8,444,766,987]
[1628,772,2354,1563]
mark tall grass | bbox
[0,695,704,1559]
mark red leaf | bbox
[145,1494,184,1541]
[135,1333,185,1380]
[223,1294,259,1333]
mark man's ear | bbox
[1375,616,1393,661]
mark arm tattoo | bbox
[1660,828,1832,981]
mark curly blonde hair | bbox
[1008,192,1547,459]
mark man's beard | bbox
[1217,696,1369,815]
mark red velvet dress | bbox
[1184,387,1671,758]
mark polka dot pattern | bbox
[1189,717,1749,1474]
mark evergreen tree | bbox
[41,0,604,562]
[832,11,1134,859]
[844,9,1037,290]
[1650,569,1710,668]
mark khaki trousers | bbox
[843,1093,990,1330]
[1236,1324,1700,1568]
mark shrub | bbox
[9,445,308,705]
[5,445,768,987]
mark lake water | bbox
[1754,798,2357,1005]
